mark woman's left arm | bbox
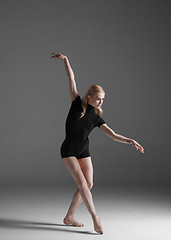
[99,124,144,153]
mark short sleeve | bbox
[96,115,106,127]
[72,95,81,104]
[71,95,82,109]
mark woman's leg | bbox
[62,156,103,234]
[64,157,93,226]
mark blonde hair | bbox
[80,84,105,118]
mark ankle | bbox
[92,214,98,220]
[65,213,74,219]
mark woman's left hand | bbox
[129,139,144,153]
[51,53,67,60]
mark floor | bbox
[0,184,171,240]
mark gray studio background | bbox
[0,0,170,186]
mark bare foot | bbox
[63,216,84,227]
[93,216,103,234]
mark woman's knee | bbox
[77,180,93,191]
[87,181,93,190]
[76,177,87,189]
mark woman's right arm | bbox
[51,53,79,101]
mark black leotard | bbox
[60,95,106,159]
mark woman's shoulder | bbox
[72,95,81,103]
[70,95,82,111]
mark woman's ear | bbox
[87,95,91,101]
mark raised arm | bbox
[51,53,79,101]
[99,124,144,153]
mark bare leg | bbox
[62,156,103,234]
[63,189,83,226]
[64,189,103,233]
[64,157,93,226]
[66,189,83,215]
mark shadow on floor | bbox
[0,218,98,235]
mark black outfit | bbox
[60,95,106,159]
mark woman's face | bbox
[88,92,105,109]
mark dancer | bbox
[51,53,144,234]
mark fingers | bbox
[51,53,66,60]
[132,140,144,153]
[140,146,144,153]
[51,53,61,58]
[51,52,61,55]
[138,144,144,153]
[135,144,144,153]
[139,144,144,152]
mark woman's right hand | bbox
[51,53,67,60]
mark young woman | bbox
[51,53,144,234]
